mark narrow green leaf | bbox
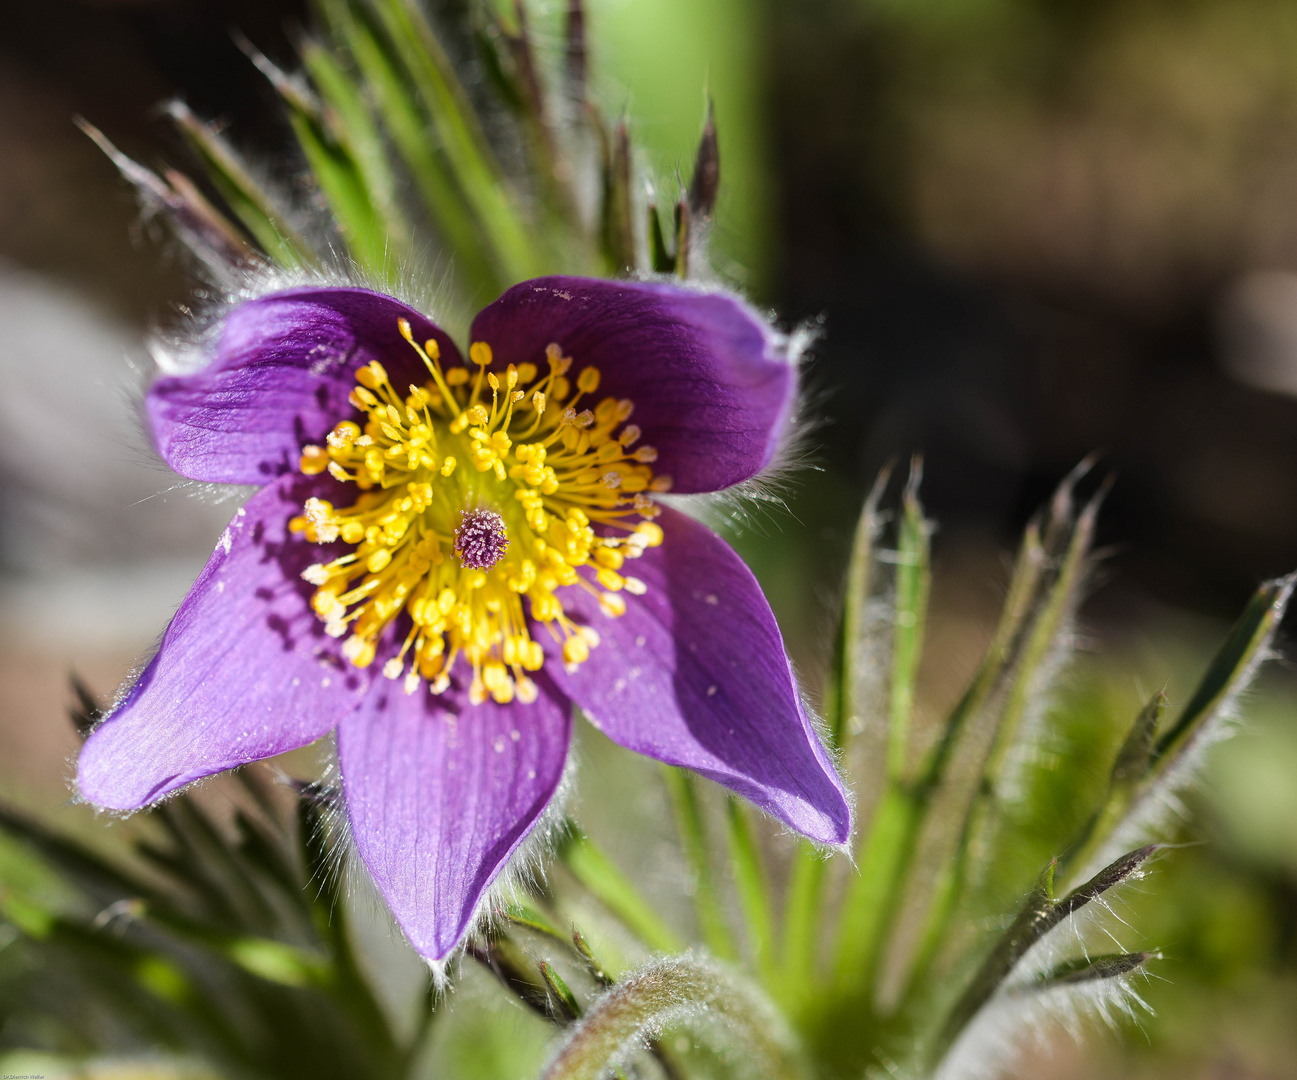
[673,197,690,277]
[929,845,1156,1067]
[572,928,615,988]
[301,40,411,264]
[166,100,315,269]
[724,798,776,986]
[602,120,635,273]
[557,826,682,954]
[831,784,916,993]
[319,0,496,303]
[887,459,931,783]
[223,936,330,988]
[829,463,892,749]
[539,960,582,1023]
[369,0,542,281]
[1018,950,1154,994]
[872,467,1105,1010]
[648,196,673,273]
[980,483,1102,794]
[1059,574,1294,889]
[778,845,826,1010]
[1155,574,1293,763]
[237,35,395,278]
[287,109,390,276]
[662,767,736,961]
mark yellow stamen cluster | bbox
[290,323,669,706]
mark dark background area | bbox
[8,0,1297,625]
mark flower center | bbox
[454,507,509,571]
[290,320,668,706]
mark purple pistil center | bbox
[455,508,509,570]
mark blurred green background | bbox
[3,0,1297,1076]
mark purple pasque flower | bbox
[77,275,851,962]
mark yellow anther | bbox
[594,547,624,570]
[298,323,668,692]
[342,635,376,668]
[424,338,440,360]
[355,361,388,389]
[329,421,361,448]
[299,445,329,475]
[634,521,664,547]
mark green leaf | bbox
[166,100,315,269]
[223,937,330,989]
[867,467,1105,1010]
[724,798,777,986]
[828,462,892,749]
[601,120,635,274]
[887,460,931,783]
[557,826,682,954]
[929,845,1156,1068]
[301,40,411,271]
[648,196,673,273]
[1058,574,1295,890]
[662,767,736,961]
[539,960,582,1023]
[368,0,542,283]
[778,845,827,1011]
[1019,950,1154,993]
[317,0,498,304]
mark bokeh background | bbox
[3,0,1297,1076]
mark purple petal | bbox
[337,681,572,961]
[470,277,796,493]
[149,288,461,485]
[548,507,850,845]
[78,474,368,810]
